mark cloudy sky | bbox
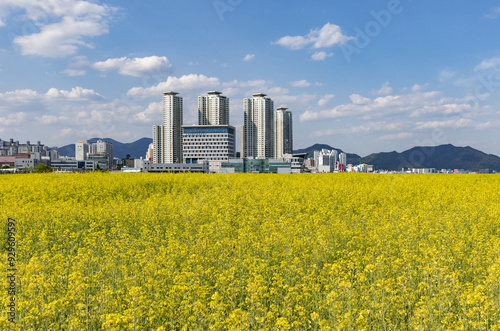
[1,0,500,156]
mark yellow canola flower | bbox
[0,173,498,329]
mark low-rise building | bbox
[182,125,236,164]
[220,158,290,173]
[15,158,37,170]
[50,160,97,171]
[410,168,437,174]
[142,161,209,173]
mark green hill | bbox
[362,144,500,171]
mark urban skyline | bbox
[0,1,500,157]
[153,90,293,164]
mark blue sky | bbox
[1,0,500,157]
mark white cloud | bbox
[0,87,104,105]
[45,87,104,101]
[348,121,406,133]
[127,74,220,97]
[4,0,110,21]
[274,35,309,51]
[63,56,91,76]
[290,80,311,88]
[53,128,78,139]
[299,88,474,122]
[380,132,413,140]
[133,102,162,123]
[411,84,427,92]
[36,115,69,125]
[439,69,456,83]
[310,120,406,138]
[92,56,173,77]
[221,87,240,97]
[243,54,255,62]
[274,23,353,51]
[318,94,335,107]
[4,1,117,58]
[474,57,500,71]
[311,51,333,61]
[0,89,40,103]
[265,87,290,95]
[350,94,371,105]
[415,119,475,130]
[410,103,472,118]
[3,112,27,125]
[485,6,500,19]
[222,79,268,88]
[0,7,6,27]
[372,82,393,96]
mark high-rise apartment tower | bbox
[162,92,183,163]
[242,93,274,158]
[198,91,229,126]
[274,107,293,158]
[152,125,163,164]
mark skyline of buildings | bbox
[1,135,496,174]
[152,90,294,166]
[75,139,114,170]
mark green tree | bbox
[32,163,52,173]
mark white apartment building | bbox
[75,140,90,161]
[152,125,163,163]
[198,91,229,125]
[242,93,274,158]
[317,149,339,173]
[274,107,293,158]
[162,91,183,163]
[88,140,114,170]
[182,125,235,163]
[339,153,347,172]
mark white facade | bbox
[152,125,163,163]
[339,153,347,172]
[274,107,293,158]
[86,140,114,170]
[15,158,36,170]
[198,91,229,125]
[143,161,208,173]
[162,92,183,163]
[145,143,154,162]
[51,160,96,171]
[317,149,339,173]
[239,125,244,159]
[243,93,274,158]
[93,140,114,169]
[182,125,236,163]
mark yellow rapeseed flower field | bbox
[1,173,500,330]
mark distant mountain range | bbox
[294,143,500,172]
[59,139,500,171]
[58,138,152,159]
[361,144,500,171]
